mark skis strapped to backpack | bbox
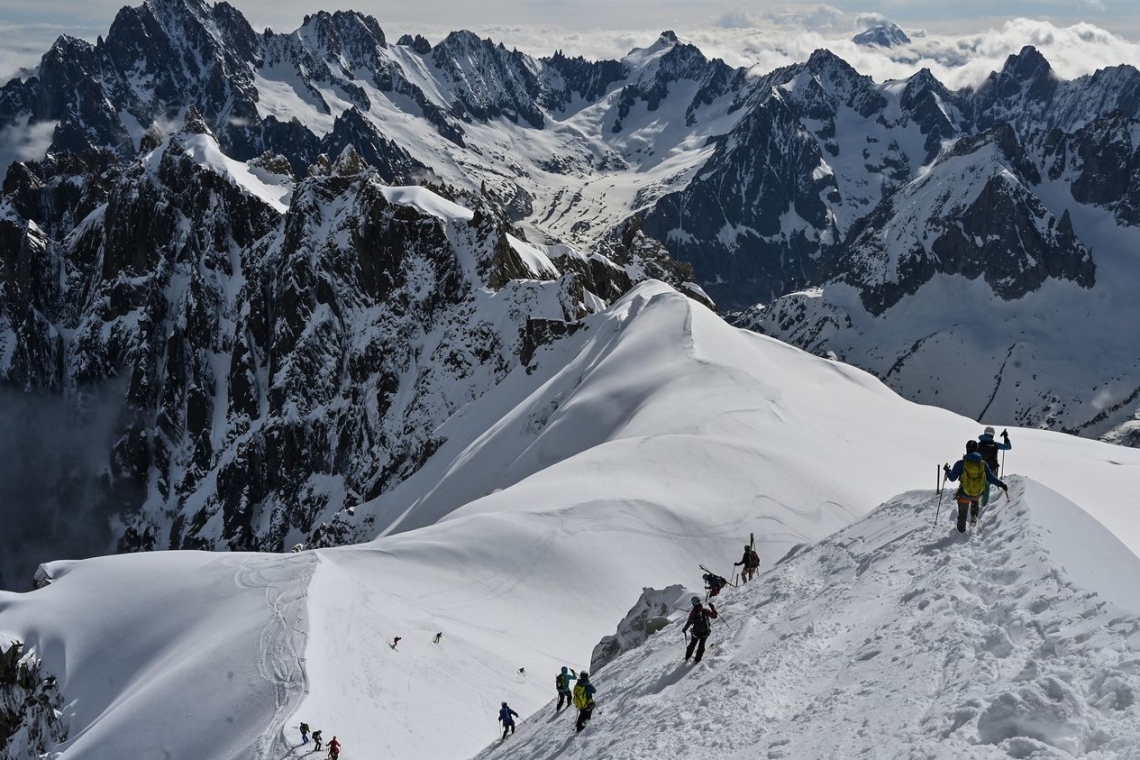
[699,564,736,589]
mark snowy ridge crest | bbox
[480,478,1140,759]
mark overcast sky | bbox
[2,0,1139,84]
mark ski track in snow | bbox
[479,477,1140,760]
[228,553,317,759]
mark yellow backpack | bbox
[573,682,593,709]
[961,459,987,497]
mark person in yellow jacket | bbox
[572,671,597,732]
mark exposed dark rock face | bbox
[317,108,424,183]
[834,125,1094,315]
[643,91,837,306]
[1,114,653,560]
[430,32,546,128]
[0,640,67,756]
[541,51,625,113]
[1033,112,1140,228]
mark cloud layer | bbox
[452,17,1140,90]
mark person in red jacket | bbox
[327,736,341,759]
[682,596,718,663]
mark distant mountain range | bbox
[2,0,1139,572]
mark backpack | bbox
[747,550,759,568]
[960,459,987,498]
[978,440,1000,471]
[691,608,711,637]
[573,682,593,709]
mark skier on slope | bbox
[682,596,718,663]
[555,666,578,711]
[312,730,323,751]
[499,702,520,738]
[434,632,443,643]
[299,722,310,744]
[945,440,1008,532]
[733,544,760,583]
[573,672,597,732]
[977,426,1012,508]
[327,735,341,760]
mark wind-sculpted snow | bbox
[479,478,1140,759]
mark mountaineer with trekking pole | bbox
[945,440,1008,533]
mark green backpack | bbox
[961,459,987,498]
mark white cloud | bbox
[436,17,1140,90]
[0,115,58,181]
[854,12,891,31]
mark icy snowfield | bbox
[478,478,1140,759]
[3,284,1140,759]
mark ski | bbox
[699,564,737,591]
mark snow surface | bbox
[2,283,1140,759]
[478,477,1140,759]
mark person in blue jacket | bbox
[499,702,519,739]
[977,426,1012,507]
[945,439,1008,532]
[555,666,577,711]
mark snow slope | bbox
[479,477,1140,759]
[2,283,1140,759]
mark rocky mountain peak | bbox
[974,45,1057,106]
[852,22,911,48]
[1001,45,1053,84]
[396,34,432,55]
[299,9,387,57]
[181,105,213,136]
[946,121,1040,183]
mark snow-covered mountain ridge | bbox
[2,283,1139,759]
[480,478,1140,759]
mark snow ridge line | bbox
[477,477,1140,759]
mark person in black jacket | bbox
[977,427,1012,507]
[499,702,519,738]
[682,596,718,663]
[733,545,759,583]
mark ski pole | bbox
[933,466,947,526]
[718,612,736,636]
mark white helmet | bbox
[983,426,995,437]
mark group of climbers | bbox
[944,426,1012,532]
[298,723,337,758]
[303,425,1018,753]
